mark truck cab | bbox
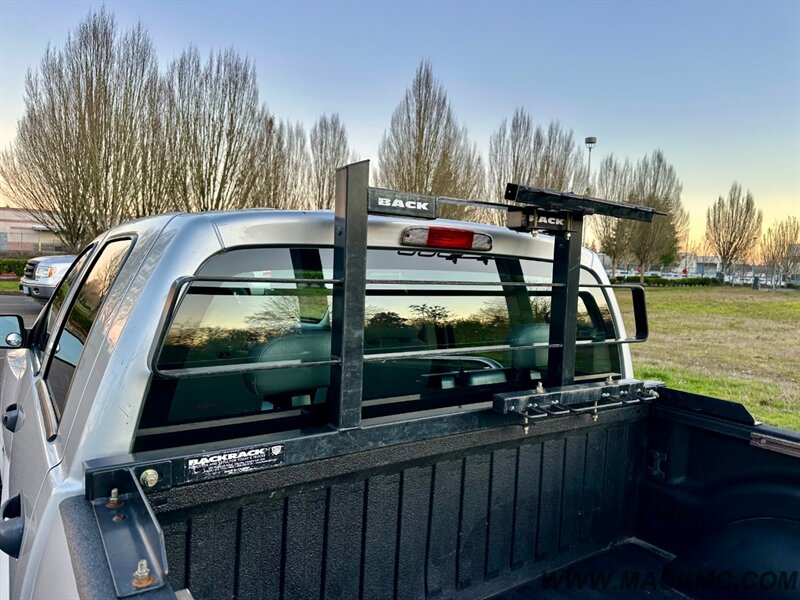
[0,162,798,600]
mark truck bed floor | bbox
[492,541,689,599]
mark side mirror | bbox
[0,315,25,349]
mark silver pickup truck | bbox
[18,255,76,301]
[0,163,798,600]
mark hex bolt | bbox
[132,559,154,588]
[140,469,159,488]
[135,560,149,578]
[106,487,123,509]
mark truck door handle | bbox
[3,403,23,432]
[0,494,24,558]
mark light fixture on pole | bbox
[582,136,597,247]
[584,136,596,195]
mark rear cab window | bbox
[136,247,620,450]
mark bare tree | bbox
[308,114,349,210]
[164,46,264,212]
[0,9,161,251]
[529,121,587,192]
[488,109,535,199]
[485,109,587,226]
[135,74,174,218]
[378,61,484,218]
[779,217,800,280]
[280,121,310,209]
[760,217,800,289]
[626,150,687,282]
[705,182,763,279]
[590,154,633,277]
[485,108,536,225]
[488,115,588,193]
[255,118,309,210]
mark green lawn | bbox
[619,287,800,430]
[0,280,20,292]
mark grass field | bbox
[0,280,19,292]
[619,287,800,430]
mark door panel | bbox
[1,349,34,477]
[3,372,60,597]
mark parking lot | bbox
[0,294,44,327]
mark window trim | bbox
[30,244,96,366]
[41,236,136,425]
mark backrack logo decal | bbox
[533,209,570,231]
[537,215,565,226]
[367,188,437,219]
[184,444,284,482]
[377,197,430,211]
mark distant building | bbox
[0,207,65,255]
[677,253,720,276]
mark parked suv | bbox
[18,254,76,301]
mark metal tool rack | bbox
[84,160,666,596]
[329,160,663,426]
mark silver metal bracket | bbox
[89,468,168,597]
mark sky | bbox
[1,0,798,242]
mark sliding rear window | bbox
[136,247,620,449]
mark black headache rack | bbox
[282,159,663,428]
[83,160,665,597]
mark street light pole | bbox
[584,136,596,195]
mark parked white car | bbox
[18,255,76,301]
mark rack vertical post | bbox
[329,160,370,429]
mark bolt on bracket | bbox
[90,468,168,597]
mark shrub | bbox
[0,258,28,277]
[609,275,719,287]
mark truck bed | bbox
[150,407,646,600]
[491,541,686,599]
[61,383,800,600]
[65,391,800,600]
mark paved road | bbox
[0,294,45,327]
